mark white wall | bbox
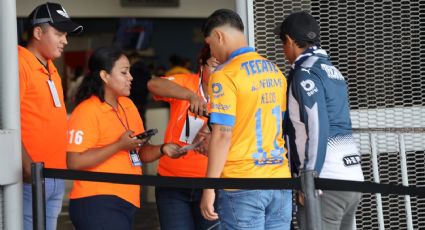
[16,0,235,18]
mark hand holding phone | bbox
[134,128,158,140]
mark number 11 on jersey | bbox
[252,105,285,165]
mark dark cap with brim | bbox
[275,11,320,44]
[29,2,83,34]
[49,20,83,34]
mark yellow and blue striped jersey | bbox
[209,47,291,179]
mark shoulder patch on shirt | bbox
[212,83,224,99]
[342,155,361,166]
[320,64,345,80]
[300,79,318,96]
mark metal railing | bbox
[353,127,425,230]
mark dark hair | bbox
[196,44,211,71]
[283,35,317,49]
[169,54,183,66]
[202,9,244,37]
[74,46,125,106]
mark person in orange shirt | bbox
[66,46,186,230]
[147,45,219,230]
[164,54,192,76]
[19,2,83,230]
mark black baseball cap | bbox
[28,2,83,34]
[275,11,320,44]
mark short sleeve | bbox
[208,71,237,127]
[152,74,194,103]
[67,104,99,152]
[18,61,30,101]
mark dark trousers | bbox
[155,186,220,230]
[69,195,137,230]
[296,191,361,230]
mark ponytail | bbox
[74,70,105,106]
[73,46,125,106]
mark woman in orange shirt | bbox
[66,46,186,230]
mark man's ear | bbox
[99,70,109,84]
[33,26,43,41]
[285,35,294,46]
[214,29,225,44]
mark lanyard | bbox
[37,58,52,81]
[106,101,130,131]
[106,100,140,167]
[184,72,211,142]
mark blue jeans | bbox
[217,189,292,230]
[155,186,220,230]
[23,178,65,230]
[69,195,138,230]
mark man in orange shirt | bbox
[19,2,82,229]
[164,54,192,76]
[147,45,220,230]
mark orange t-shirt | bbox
[164,66,192,76]
[67,96,144,207]
[153,73,209,177]
[18,46,67,169]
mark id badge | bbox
[47,80,62,107]
[129,149,142,166]
[179,115,205,144]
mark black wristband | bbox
[159,144,166,155]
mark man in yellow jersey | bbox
[200,9,292,230]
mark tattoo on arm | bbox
[219,126,233,132]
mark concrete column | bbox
[0,0,23,229]
[235,0,255,48]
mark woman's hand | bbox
[117,130,144,151]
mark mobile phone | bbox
[134,128,158,139]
